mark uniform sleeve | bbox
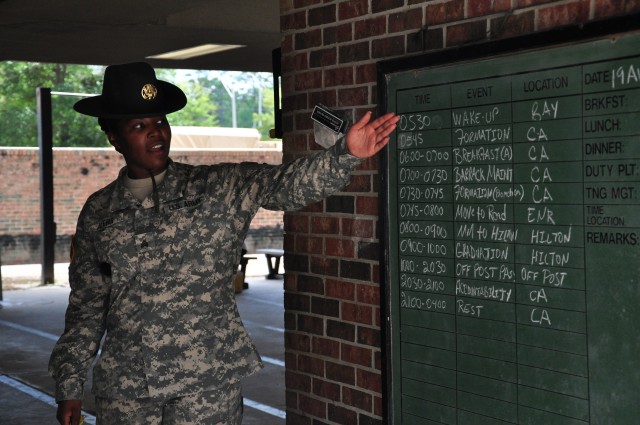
[48,205,109,402]
[251,137,362,211]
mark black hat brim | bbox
[73,80,187,119]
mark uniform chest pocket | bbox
[162,198,234,274]
[94,214,138,283]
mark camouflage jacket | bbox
[49,139,361,401]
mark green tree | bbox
[205,71,278,140]
[161,69,220,127]
[254,86,277,139]
[0,62,277,146]
[0,62,106,147]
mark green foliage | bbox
[0,62,278,147]
[161,69,220,127]
[254,87,277,139]
[0,62,107,147]
[191,71,279,140]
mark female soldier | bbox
[50,62,398,425]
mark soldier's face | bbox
[109,116,172,179]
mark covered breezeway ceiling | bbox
[0,0,280,72]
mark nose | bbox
[147,121,162,138]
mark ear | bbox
[107,132,122,153]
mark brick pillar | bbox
[281,1,392,423]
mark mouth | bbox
[149,142,166,153]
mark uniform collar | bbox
[108,159,185,212]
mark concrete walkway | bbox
[0,256,285,424]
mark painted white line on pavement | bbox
[0,320,60,342]
[1,373,286,422]
[261,356,286,367]
[2,320,288,368]
[1,321,287,420]
[0,374,96,424]
[263,325,285,333]
[244,397,286,419]
[242,319,285,333]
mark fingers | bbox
[345,111,397,159]
[379,121,398,138]
[371,136,391,155]
[373,114,399,139]
[57,400,83,425]
[370,113,399,133]
[353,111,398,134]
[371,112,398,126]
[352,111,373,130]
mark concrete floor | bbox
[0,257,286,424]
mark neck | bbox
[126,161,169,179]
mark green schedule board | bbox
[381,21,640,425]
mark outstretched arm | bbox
[247,110,399,211]
[345,111,399,158]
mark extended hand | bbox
[345,111,399,158]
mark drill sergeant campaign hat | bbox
[73,62,187,118]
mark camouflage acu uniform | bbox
[49,139,361,403]
[95,382,242,424]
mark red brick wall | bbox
[0,147,284,264]
[279,1,640,424]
